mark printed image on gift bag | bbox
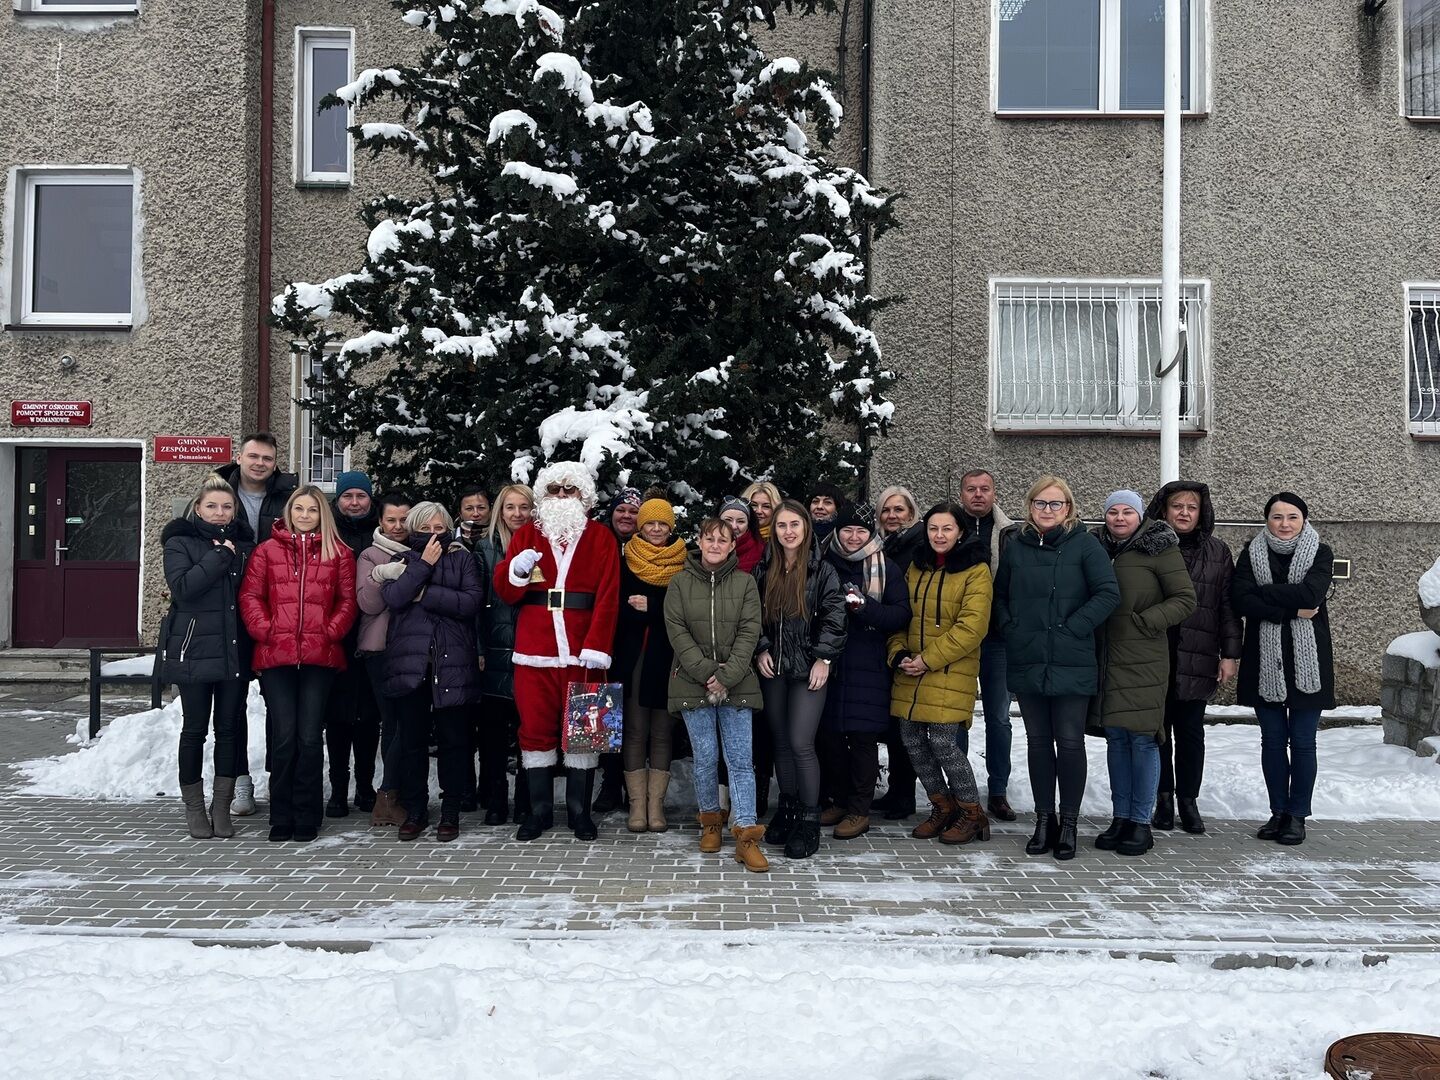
[563,681,624,755]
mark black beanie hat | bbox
[832,501,875,533]
[1265,491,1309,520]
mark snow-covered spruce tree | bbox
[274,0,896,505]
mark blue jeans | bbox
[956,635,1012,796]
[1104,727,1161,822]
[683,705,757,827]
[1255,705,1321,818]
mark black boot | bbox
[764,794,799,847]
[1276,815,1306,846]
[516,767,555,841]
[326,772,350,818]
[512,765,530,825]
[1025,812,1059,855]
[566,768,598,841]
[1116,821,1154,856]
[1151,790,1175,831]
[1257,813,1289,841]
[1094,817,1128,851]
[784,806,822,859]
[483,772,508,826]
[592,754,623,813]
[1053,814,1079,861]
[1177,797,1206,834]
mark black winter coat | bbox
[160,517,255,684]
[822,544,910,734]
[381,534,486,707]
[1145,481,1243,702]
[215,463,297,544]
[753,545,848,680]
[1231,538,1336,711]
[612,560,677,710]
[333,502,379,558]
[882,521,925,574]
[475,534,517,699]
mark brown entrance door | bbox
[12,446,142,647]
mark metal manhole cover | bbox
[1325,1032,1440,1079]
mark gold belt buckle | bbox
[546,589,566,611]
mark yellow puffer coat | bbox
[887,540,993,726]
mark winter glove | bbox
[508,548,543,585]
[371,560,407,583]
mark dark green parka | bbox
[994,523,1121,697]
[1089,519,1197,735]
[664,551,763,713]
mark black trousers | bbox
[177,678,248,785]
[324,658,381,794]
[394,682,473,821]
[360,654,403,791]
[477,695,520,809]
[824,731,880,816]
[880,715,917,808]
[258,665,335,830]
[1159,692,1207,799]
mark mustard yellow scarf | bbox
[626,536,688,587]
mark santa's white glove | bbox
[508,548,542,585]
[371,560,407,583]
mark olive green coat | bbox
[886,541,993,726]
[664,551,763,712]
[1090,519,1197,735]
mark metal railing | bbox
[1409,289,1440,436]
[991,279,1208,431]
[88,648,162,741]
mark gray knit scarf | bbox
[1249,523,1323,702]
[831,532,887,601]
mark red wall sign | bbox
[11,400,92,426]
[154,436,234,464]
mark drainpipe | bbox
[855,0,875,498]
[257,0,276,433]
[1158,0,1182,485]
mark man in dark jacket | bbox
[1144,480,1243,834]
[955,468,1021,822]
[216,433,298,544]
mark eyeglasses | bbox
[1031,499,1068,512]
[545,484,580,496]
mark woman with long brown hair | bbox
[753,499,847,859]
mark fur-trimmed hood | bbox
[1092,517,1180,558]
[1145,481,1216,535]
[912,537,989,573]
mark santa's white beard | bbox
[535,496,590,548]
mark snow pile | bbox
[1421,554,1440,607]
[98,656,155,677]
[1,934,1437,1079]
[1387,630,1440,669]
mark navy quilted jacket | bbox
[821,545,910,734]
[380,534,485,706]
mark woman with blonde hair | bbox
[872,482,924,818]
[994,476,1119,861]
[742,480,784,542]
[476,484,535,824]
[162,474,255,839]
[239,484,358,842]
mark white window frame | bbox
[290,347,350,491]
[294,27,355,186]
[1400,0,1440,121]
[1405,283,1440,437]
[991,0,1210,117]
[13,0,139,14]
[988,276,1211,434]
[10,167,137,329]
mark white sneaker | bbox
[231,774,257,816]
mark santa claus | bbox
[493,460,620,840]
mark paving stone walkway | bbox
[1,702,1437,956]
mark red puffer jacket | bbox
[238,526,358,672]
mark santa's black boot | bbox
[515,768,555,842]
[567,768,598,841]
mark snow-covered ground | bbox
[0,933,1435,1079]
[18,692,1439,821]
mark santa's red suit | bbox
[492,515,619,768]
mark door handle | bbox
[54,540,69,567]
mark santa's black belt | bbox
[520,590,595,611]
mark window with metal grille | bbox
[293,350,347,488]
[1405,0,1440,119]
[1408,287,1440,436]
[990,279,1209,432]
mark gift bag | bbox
[562,681,624,755]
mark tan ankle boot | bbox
[940,802,992,844]
[646,768,670,832]
[624,770,648,832]
[732,825,770,872]
[697,810,727,853]
[912,794,959,840]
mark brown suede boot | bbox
[911,794,959,840]
[646,768,670,832]
[940,802,992,845]
[732,825,770,872]
[820,805,846,826]
[370,789,407,827]
[624,770,649,833]
[833,813,870,840]
[697,810,727,853]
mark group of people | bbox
[160,433,1336,867]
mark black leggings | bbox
[324,660,381,793]
[1017,693,1089,816]
[177,678,248,785]
[477,696,520,809]
[761,675,828,807]
[1160,692,1207,799]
